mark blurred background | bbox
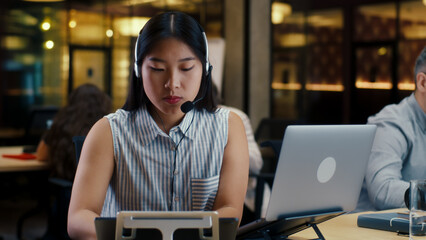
[1,0,426,142]
[1,0,426,239]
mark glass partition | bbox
[271,8,305,119]
[271,5,343,121]
[354,3,396,42]
[306,9,343,92]
[398,1,426,91]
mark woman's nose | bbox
[165,70,181,89]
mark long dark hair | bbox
[122,11,217,112]
[44,83,112,181]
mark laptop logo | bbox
[317,157,336,183]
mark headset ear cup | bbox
[134,63,139,78]
[134,34,140,78]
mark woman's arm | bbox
[67,118,114,240]
[213,111,249,224]
[36,140,49,161]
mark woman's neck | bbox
[148,105,184,134]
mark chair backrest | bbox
[24,106,59,145]
[72,136,86,164]
[254,118,305,144]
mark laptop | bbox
[237,124,377,239]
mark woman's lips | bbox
[164,96,182,104]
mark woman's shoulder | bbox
[213,106,231,117]
[105,108,129,120]
[106,108,147,123]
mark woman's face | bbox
[141,37,203,118]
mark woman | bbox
[67,11,249,239]
[36,83,111,181]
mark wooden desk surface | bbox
[0,146,48,172]
[289,208,409,240]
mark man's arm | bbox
[365,120,410,210]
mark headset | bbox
[133,22,211,79]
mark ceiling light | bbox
[377,47,387,56]
[69,20,77,28]
[45,40,54,49]
[272,2,292,24]
[41,21,51,31]
[114,17,150,36]
[106,29,114,38]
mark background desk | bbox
[0,146,48,172]
[0,146,49,239]
[289,208,408,240]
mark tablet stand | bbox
[115,211,219,240]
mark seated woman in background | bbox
[36,83,112,181]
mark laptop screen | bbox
[265,124,376,221]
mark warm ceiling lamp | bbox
[424,0,426,6]
[114,17,150,36]
[69,20,77,28]
[272,2,292,24]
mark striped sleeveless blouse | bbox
[101,106,229,217]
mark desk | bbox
[0,146,48,172]
[0,128,24,146]
[289,208,408,240]
[0,146,49,239]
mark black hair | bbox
[122,11,217,113]
[44,83,112,180]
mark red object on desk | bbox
[2,153,37,160]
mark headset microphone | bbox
[180,97,201,114]
[180,31,212,114]
[180,65,212,113]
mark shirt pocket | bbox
[191,175,220,211]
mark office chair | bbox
[252,140,281,219]
[41,136,85,240]
[22,106,58,147]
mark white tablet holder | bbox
[115,211,219,240]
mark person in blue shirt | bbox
[67,11,249,239]
[356,47,426,211]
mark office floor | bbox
[0,198,47,240]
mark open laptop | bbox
[237,124,377,239]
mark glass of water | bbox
[409,179,426,240]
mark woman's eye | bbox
[182,66,194,72]
[150,67,164,72]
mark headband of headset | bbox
[134,18,210,78]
